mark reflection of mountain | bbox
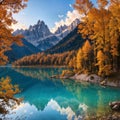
[2,99,84,120]
[1,67,120,118]
[12,67,83,114]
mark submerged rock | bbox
[109,101,120,111]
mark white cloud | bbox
[58,14,64,18]
[51,10,82,33]
[69,4,73,8]
[11,22,27,31]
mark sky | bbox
[12,0,96,33]
[12,0,78,32]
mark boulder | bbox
[100,80,106,86]
[109,101,120,111]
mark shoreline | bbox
[11,65,67,68]
[51,73,120,88]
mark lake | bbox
[0,67,120,120]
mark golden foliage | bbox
[0,0,28,65]
[13,51,76,66]
[73,0,120,76]
[61,70,75,77]
[0,77,20,100]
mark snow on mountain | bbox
[54,18,80,39]
[14,19,80,51]
[13,20,59,50]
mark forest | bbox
[0,0,120,119]
[13,51,76,66]
[72,0,120,77]
[13,0,120,77]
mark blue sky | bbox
[12,0,96,32]
[13,0,75,31]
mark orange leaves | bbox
[0,0,28,65]
[97,50,112,76]
[82,40,92,60]
[97,0,108,8]
[74,0,93,15]
[74,0,120,76]
[0,77,20,99]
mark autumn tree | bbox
[109,0,120,72]
[97,50,111,77]
[0,77,21,114]
[74,0,120,76]
[0,77,20,100]
[76,48,83,71]
[0,0,28,65]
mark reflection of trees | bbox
[96,91,110,116]
[1,67,120,117]
[60,79,120,116]
[13,67,63,80]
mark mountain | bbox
[14,20,59,51]
[13,19,80,52]
[37,36,59,51]
[5,38,40,63]
[54,19,80,40]
[46,27,84,54]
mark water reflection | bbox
[0,67,120,119]
[2,99,86,120]
[13,67,63,80]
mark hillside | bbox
[5,38,41,63]
[13,20,59,51]
[46,27,84,54]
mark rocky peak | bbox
[54,18,80,39]
[55,25,67,35]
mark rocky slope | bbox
[46,27,84,54]
[14,20,59,51]
[54,18,80,40]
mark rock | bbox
[50,75,60,79]
[107,115,112,120]
[100,80,106,86]
[112,115,118,120]
[109,101,120,111]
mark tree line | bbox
[69,0,120,77]
[13,51,76,66]
[13,0,120,77]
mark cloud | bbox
[58,14,64,18]
[51,10,82,33]
[11,22,27,31]
[69,4,73,8]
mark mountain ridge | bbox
[14,19,80,51]
[46,26,84,54]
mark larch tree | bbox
[74,0,120,76]
[76,48,83,71]
[109,0,120,72]
[0,0,28,114]
[0,0,28,65]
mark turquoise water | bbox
[0,67,120,120]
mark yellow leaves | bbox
[97,50,112,76]
[0,77,20,99]
[0,0,28,65]
[76,48,83,70]
[74,0,93,15]
[97,0,108,8]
